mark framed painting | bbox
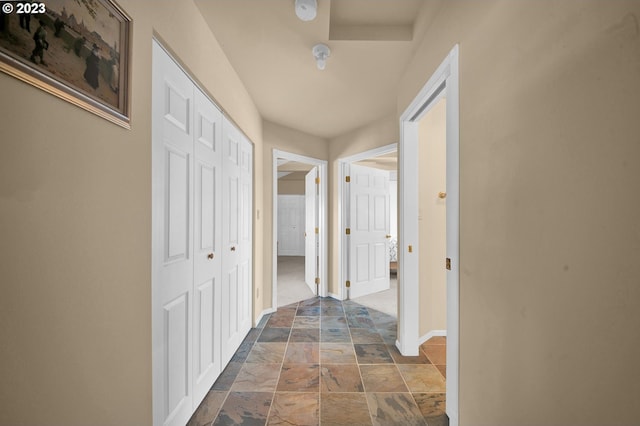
[0,0,131,128]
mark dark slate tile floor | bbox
[188,296,448,426]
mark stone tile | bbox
[211,362,243,390]
[268,393,319,426]
[436,364,447,378]
[284,343,319,364]
[347,315,376,329]
[297,305,321,316]
[320,364,363,392]
[188,390,227,426]
[387,344,431,364]
[256,315,270,329]
[279,302,300,311]
[277,364,320,392]
[397,364,446,393]
[290,328,320,342]
[366,393,427,426]
[359,364,408,392]
[343,305,369,316]
[230,340,254,363]
[320,343,357,364]
[413,393,446,420]
[293,316,320,328]
[266,313,295,328]
[243,328,261,344]
[350,328,384,344]
[423,336,447,345]
[321,305,345,316]
[321,393,372,426]
[300,298,322,307]
[245,342,287,364]
[378,330,398,345]
[258,327,291,342]
[321,328,352,343]
[354,343,394,364]
[321,316,348,329]
[213,392,272,426]
[320,297,342,307]
[231,363,281,392]
[422,344,446,365]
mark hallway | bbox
[188,297,447,426]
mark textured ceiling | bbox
[195,0,430,139]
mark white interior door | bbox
[277,195,305,256]
[152,41,194,426]
[349,164,390,299]
[305,168,318,291]
[221,119,252,364]
[192,88,222,406]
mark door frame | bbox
[399,44,459,425]
[272,149,328,309]
[337,143,397,301]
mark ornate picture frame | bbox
[0,0,131,128]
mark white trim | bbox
[337,143,398,302]
[399,44,459,426]
[418,329,447,346]
[327,292,343,301]
[272,149,328,311]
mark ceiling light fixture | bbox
[295,0,317,21]
[312,43,330,70]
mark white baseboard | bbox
[255,307,276,327]
[418,329,447,346]
[328,292,343,301]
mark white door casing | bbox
[305,167,318,292]
[277,195,305,256]
[399,45,460,425]
[152,41,195,426]
[348,164,390,299]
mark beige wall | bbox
[262,120,329,308]
[0,1,262,425]
[399,1,640,424]
[418,98,447,337]
[328,114,399,294]
[278,173,306,195]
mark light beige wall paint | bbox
[0,1,262,424]
[262,120,328,307]
[278,178,305,195]
[328,114,399,295]
[418,98,447,337]
[399,1,640,424]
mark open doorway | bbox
[338,144,398,317]
[399,45,459,425]
[272,150,328,309]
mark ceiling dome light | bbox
[312,43,330,70]
[295,0,317,21]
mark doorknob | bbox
[231,246,236,251]
[438,192,447,199]
[207,253,214,259]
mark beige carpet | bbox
[277,256,397,317]
[277,256,314,307]
[352,274,397,318]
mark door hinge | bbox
[315,177,320,184]
[345,176,351,183]
[315,227,319,234]
[408,245,413,253]
[315,277,320,284]
[345,228,351,235]
[346,280,351,288]
[446,258,451,270]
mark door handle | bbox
[207,253,214,260]
[231,246,236,251]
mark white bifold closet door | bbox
[152,40,252,426]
